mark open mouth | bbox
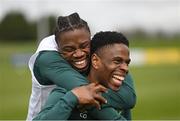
[73,59,88,70]
[111,74,125,88]
[112,75,125,81]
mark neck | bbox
[87,68,98,83]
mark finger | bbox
[95,84,107,93]
[90,82,98,87]
[93,100,101,110]
[88,83,107,93]
[94,93,107,104]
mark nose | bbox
[73,49,84,58]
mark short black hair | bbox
[54,12,90,43]
[91,31,129,55]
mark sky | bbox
[0,0,180,34]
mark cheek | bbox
[84,48,90,54]
[61,53,73,61]
[104,62,116,71]
[102,65,113,78]
[82,48,90,58]
[105,65,117,79]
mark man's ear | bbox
[91,53,101,69]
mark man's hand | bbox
[72,83,107,110]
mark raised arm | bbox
[33,86,128,120]
[34,51,89,90]
[33,87,77,120]
[35,51,136,110]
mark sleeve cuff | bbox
[62,91,79,109]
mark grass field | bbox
[131,65,180,119]
[0,38,180,120]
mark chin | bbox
[76,66,89,72]
[112,88,119,91]
[110,85,120,91]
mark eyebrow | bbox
[113,56,131,63]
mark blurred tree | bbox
[48,16,56,35]
[0,12,37,41]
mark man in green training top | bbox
[27,12,136,120]
[34,31,133,120]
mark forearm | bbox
[36,51,89,90]
[37,51,136,110]
[46,68,88,90]
[33,88,78,120]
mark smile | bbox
[74,60,86,65]
[112,75,125,81]
[73,59,88,69]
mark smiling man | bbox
[27,13,136,121]
[57,27,91,73]
[33,31,133,120]
[89,31,131,91]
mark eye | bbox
[80,42,90,49]
[113,58,123,64]
[113,58,131,66]
[125,59,131,65]
[62,47,75,53]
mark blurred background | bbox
[0,0,180,120]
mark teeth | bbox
[113,75,125,81]
[119,76,125,81]
[75,60,85,65]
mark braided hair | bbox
[54,12,90,44]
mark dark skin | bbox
[88,43,131,91]
[56,27,107,109]
[72,83,107,109]
[56,28,131,110]
[58,28,91,72]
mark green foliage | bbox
[0,12,37,41]
[0,12,57,42]
[48,16,56,35]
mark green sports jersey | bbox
[33,51,136,120]
[33,87,127,120]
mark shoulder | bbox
[39,51,59,58]
[35,51,69,67]
[36,35,58,52]
[37,51,59,62]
